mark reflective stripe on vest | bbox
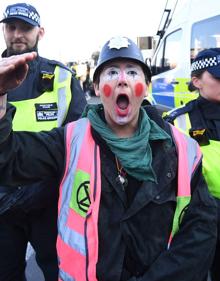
[168,125,202,248]
[10,66,72,132]
[57,118,100,281]
[55,66,72,127]
[173,113,220,199]
[57,119,201,280]
[173,113,191,133]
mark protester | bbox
[0,36,217,281]
[0,3,86,281]
[164,47,220,281]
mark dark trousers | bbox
[210,198,220,281]
[0,203,58,281]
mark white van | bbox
[150,0,220,111]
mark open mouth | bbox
[116,94,129,110]
[116,94,129,116]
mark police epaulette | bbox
[48,60,75,75]
[38,57,74,93]
[164,102,194,122]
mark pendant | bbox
[116,174,128,187]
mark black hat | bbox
[93,36,151,83]
[0,3,40,27]
[191,48,220,78]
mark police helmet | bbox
[93,36,151,83]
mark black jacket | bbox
[0,53,87,213]
[164,96,220,142]
[0,105,217,281]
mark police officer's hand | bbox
[0,52,37,94]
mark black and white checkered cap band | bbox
[191,56,220,72]
[3,6,40,26]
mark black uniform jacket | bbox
[0,105,217,281]
[0,52,87,213]
[164,96,220,142]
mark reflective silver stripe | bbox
[58,67,69,82]
[175,115,187,132]
[174,113,191,135]
[184,133,201,176]
[56,67,72,127]
[57,86,68,126]
[59,268,76,281]
[59,219,86,256]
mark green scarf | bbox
[83,104,171,182]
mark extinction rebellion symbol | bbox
[76,180,91,213]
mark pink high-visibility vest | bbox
[57,118,202,281]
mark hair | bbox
[188,69,204,92]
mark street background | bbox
[0,0,176,63]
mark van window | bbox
[191,15,220,61]
[151,29,182,75]
[151,43,163,75]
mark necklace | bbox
[115,157,128,188]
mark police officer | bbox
[0,3,86,281]
[164,48,220,281]
[0,37,217,281]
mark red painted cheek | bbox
[103,84,112,97]
[135,82,144,97]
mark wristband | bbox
[0,92,7,97]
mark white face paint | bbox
[94,60,147,137]
[102,65,143,82]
